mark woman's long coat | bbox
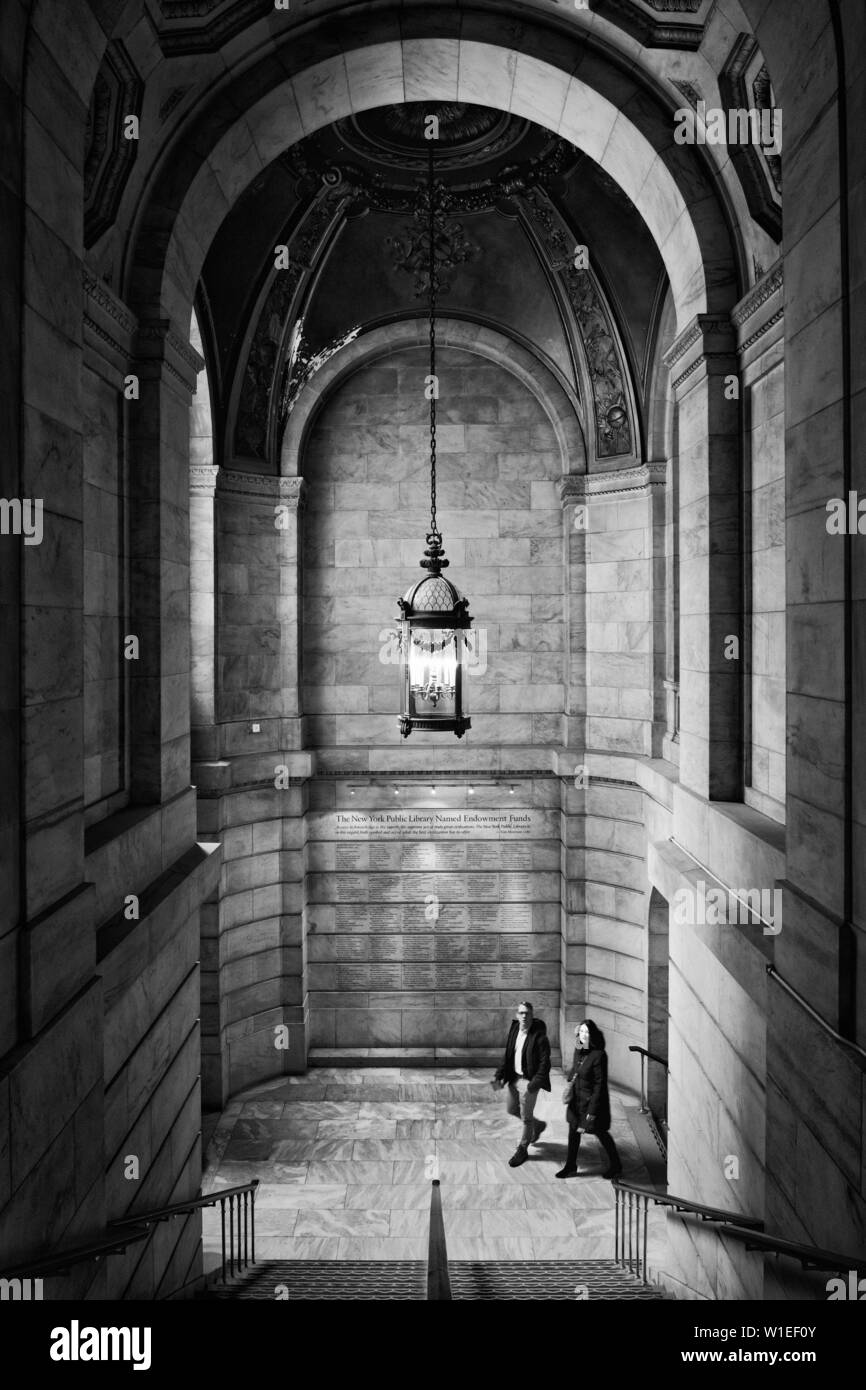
[565,1046,612,1132]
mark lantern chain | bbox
[428,141,438,544]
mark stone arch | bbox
[281,318,586,480]
[132,37,736,335]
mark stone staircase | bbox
[206,1259,666,1300]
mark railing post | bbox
[615,1186,620,1264]
[251,1183,257,1264]
[229,1194,235,1279]
[628,1192,633,1273]
[643,1196,649,1285]
[220,1198,226,1285]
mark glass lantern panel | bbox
[407,627,460,720]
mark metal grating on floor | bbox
[206,1259,665,1300]
[207,1261,427,1300]
[448,1260,666,1300]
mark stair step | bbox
[448,1260,666,1300]
[205,1259,665,1300]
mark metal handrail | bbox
[0,1227,150,1282]
[766,965,866,1063]
[427,1180,451,1300]
[613,1177,865,1285]
[110,1179,259,1286]
[721,1223,866,1275]
[628,1044,669,1114]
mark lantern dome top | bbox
[398,571,471,622]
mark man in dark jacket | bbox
[493,1001,551,1167]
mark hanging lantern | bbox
[396,138,473,739]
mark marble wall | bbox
[82,362,125,817]
[745,350,785,820]
[304,781,561,1053]
[301,345,565,749]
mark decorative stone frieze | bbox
[135,318,204,393]
[663,314,737,393]
[215,471,305,506]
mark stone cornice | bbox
[663,314,737,393]
[134,318,204,394]
[559,463,666,503]
[190,465,219,496]
[731,261,783,328]
[663,315,733,369]
[83,271,137,372]
[216,470,305,504]
[83,272,137,335]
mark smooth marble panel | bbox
[282,1101,361,1121]
[344,44,404,115]
[344,1184,430,1210]
[402,38,459,103]
[481,1209,567,1238]
[442,1185,527,1210]
[255,1184,347,1209]
[442,1211,484,1239]
[316,1119,395,1139]
[304,1161,395,1185]
[240,1101,285,1118]
[388,1209,433,1238]
[233,1118,319,1143]
[210,1162,309,1186]
[254,1210,300,1234]
[293,1209,391,1238]
[352,1139,432,1160]
[395,1120,475,1139]
[474,1159,557,1185]
[392,1160,478,1184]
[271,1138,355,1161]
[252,1237,341,1261]
[358,1102,435,1121]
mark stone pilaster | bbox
[664,314,741,801]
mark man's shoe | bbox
[531,1121,547,1145]
[555,1166,578,1179]
[603,1167,623,1180]
[508,1147,529,1167]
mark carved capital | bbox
[190,464,219,496]
[663,314,737,393]
[136,318,204,392]
[561,463,667,504]
[216,470,305,507]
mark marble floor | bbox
[202,1068,668,1266]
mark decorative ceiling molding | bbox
[592,0,705,50]
[233,185,350,463]
[84,40,142,248]
[718,33,782,243]
[521,189,634,462]
[154,0,272,55]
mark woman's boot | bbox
[599,1130,622,1179]
[555,1127,580,1178]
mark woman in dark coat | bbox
[556,1019,623,1179]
